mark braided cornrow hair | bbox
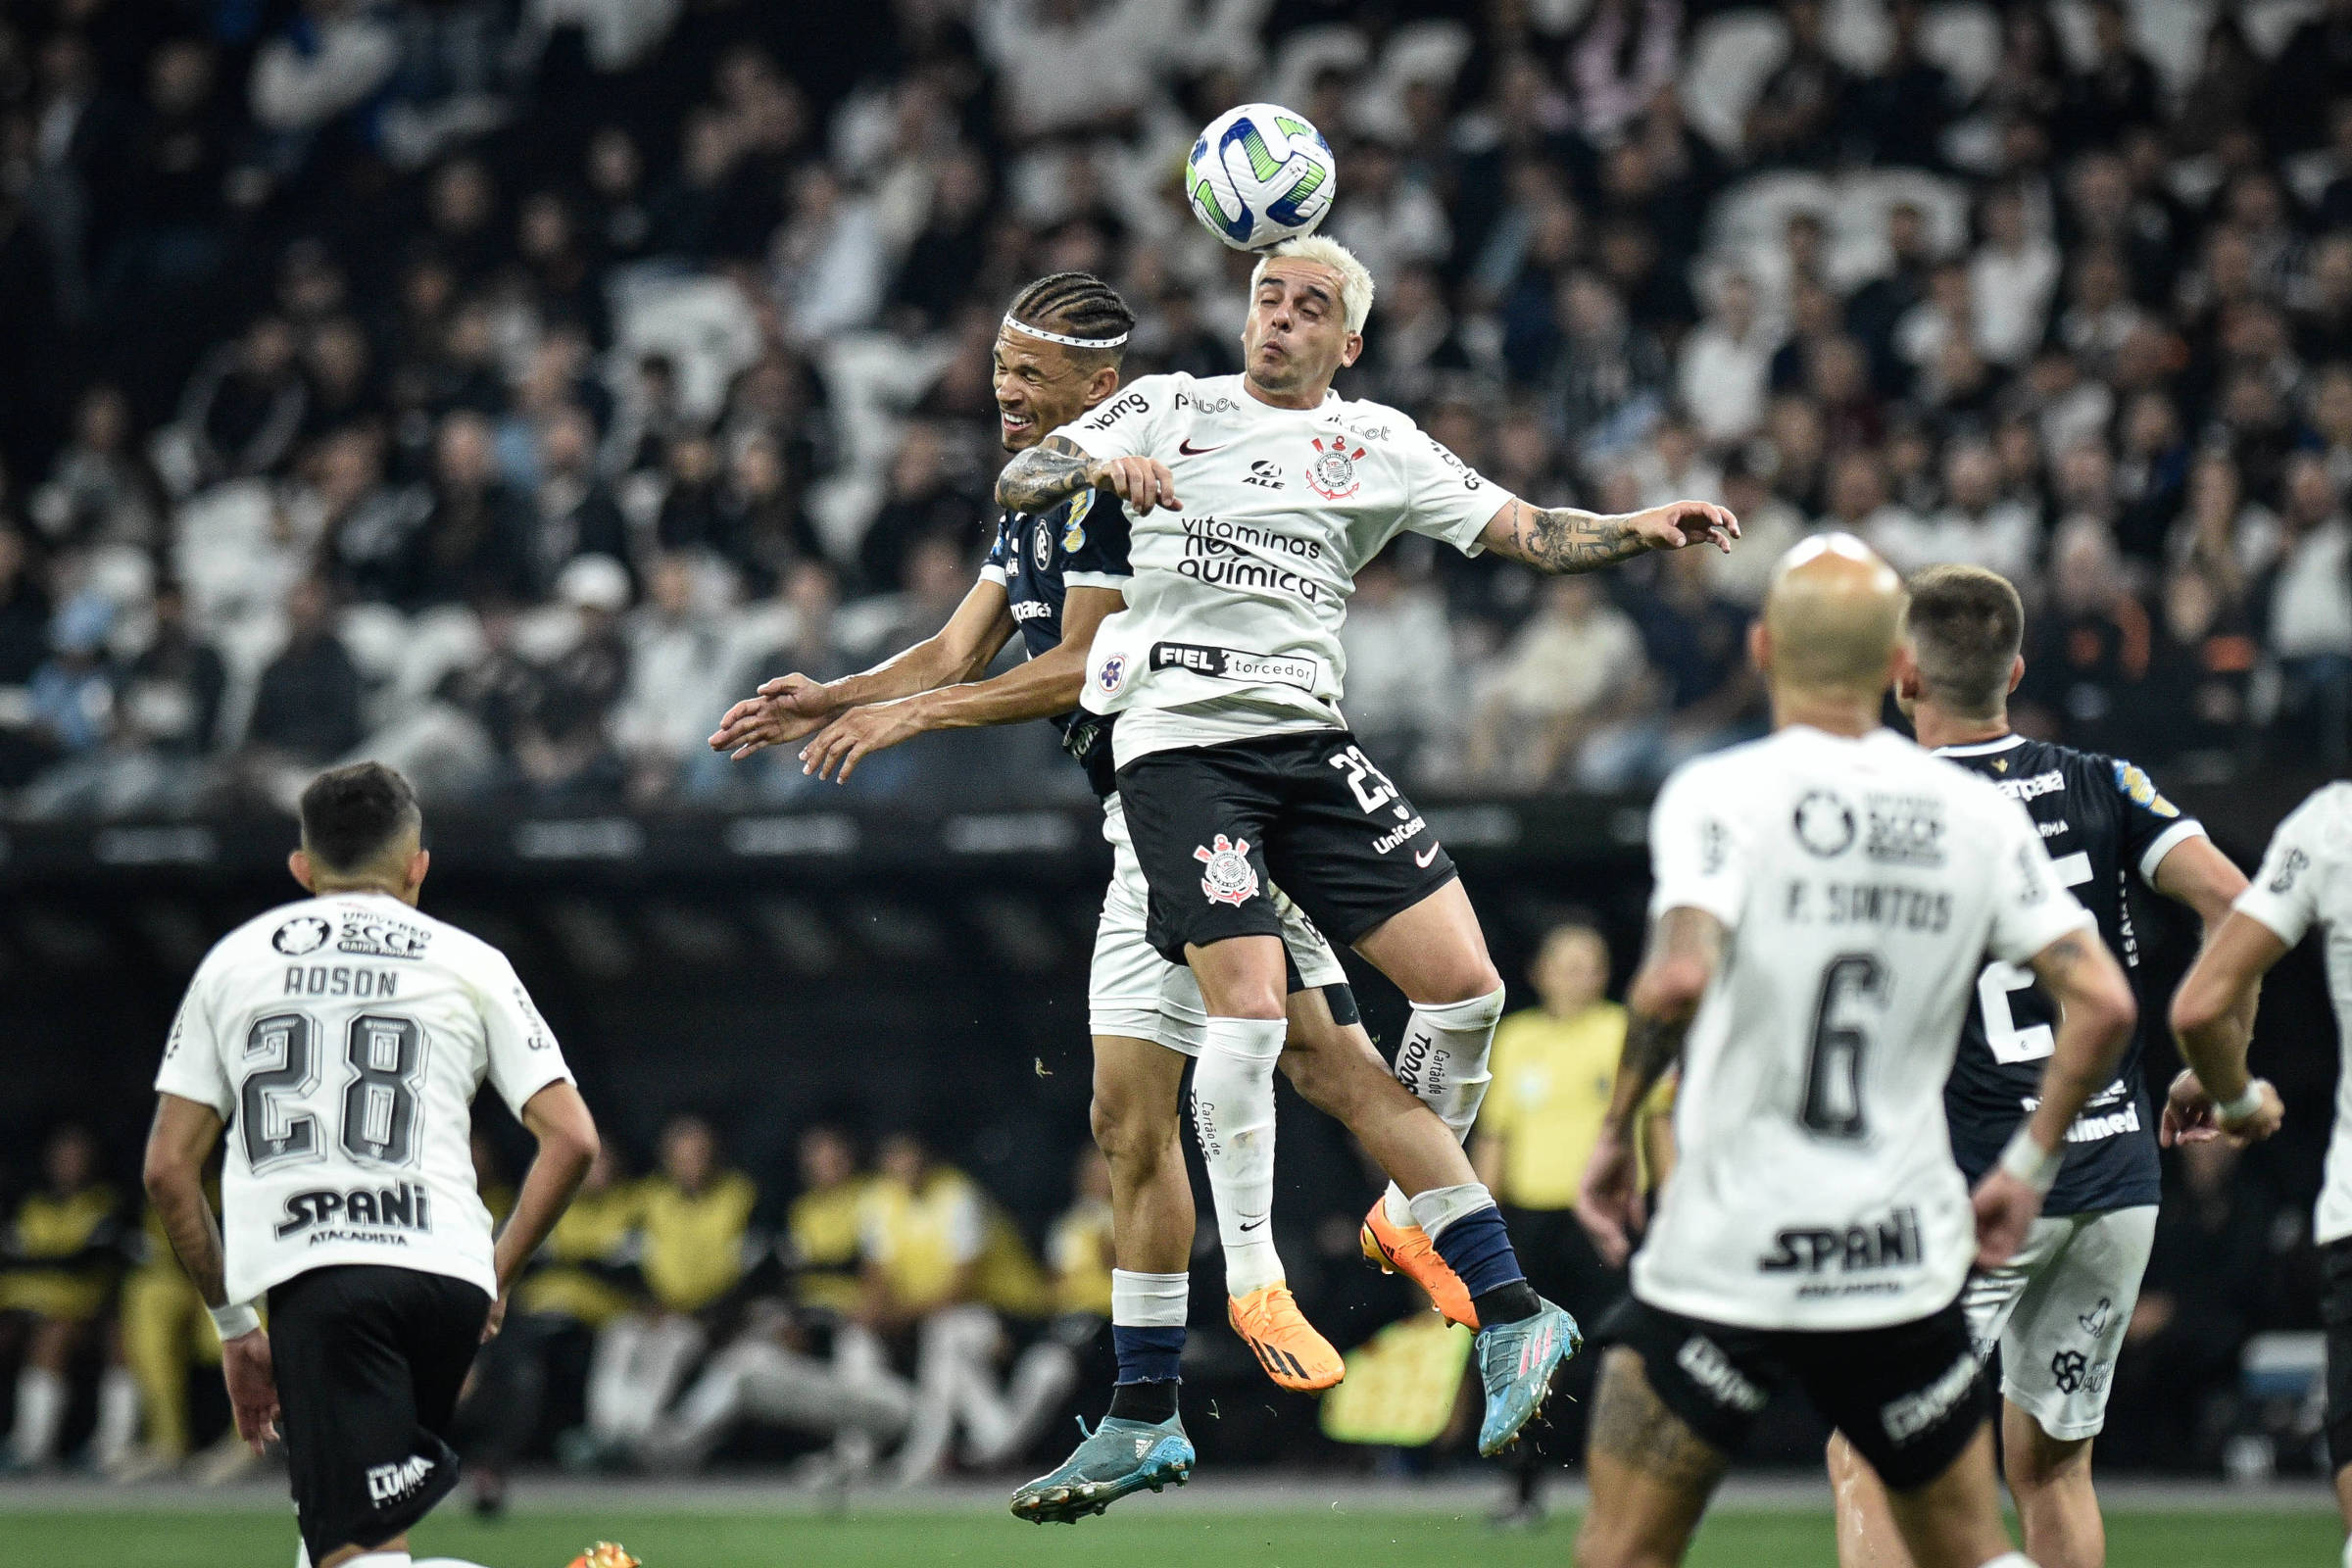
[1005,271,1136,363]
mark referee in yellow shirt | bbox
[1470,921,1674,1526]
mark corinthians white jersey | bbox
[153,891,572,1305]
[2233,783,2352,1245]
[1635,726,2094,1332]
[1057,372,1506,765]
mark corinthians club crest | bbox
[1194,833,1259,906]
[1306,435,1364,500]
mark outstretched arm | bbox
[800,585,1123,781]
[996,435,1181,515]
[1476,497,1740,574]
[1578,906,1723,1265]
[710,579,1017,760]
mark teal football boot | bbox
[1474,1298,1582,1456]
[1007,1412,1195,1524]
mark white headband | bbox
[1002,314,1128,349]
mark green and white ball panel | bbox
[1185,103,1339,253]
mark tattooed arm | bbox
[1609,906,1725,1126]
[995,435,1182,515]
[1577,906,1725,1265]
[1476,496,1740,574]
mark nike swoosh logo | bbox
[1414,844,1441,868]
[1239,1215,1267,1232]
[1178,439,1225,455]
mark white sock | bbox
[1978,1555,2036,1568]
[9,1367,62,1464]
[414,1558,495,1567]
[1110,1269,1189,1327]
[92,1365,140,1466]
[1406,1181,1501,1242]
[1192,1015,1289,1295]
[1383,987,1505,1226]
[342,1553,412,1568]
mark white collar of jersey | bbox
[1935,733,2026,757]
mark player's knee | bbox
[1088,1093,1169,1170]
[1411,965,1503,1009]
[2002,1428,2089,1493]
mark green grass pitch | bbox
[18,1508,2339,1568]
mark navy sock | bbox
[1111,1325,1184,1386]
[1428,1205,1538,1324]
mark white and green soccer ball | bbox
[1184,103,1337,253]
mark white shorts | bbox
[1090,793,1348,1055]
[1961,1203,2156,1442]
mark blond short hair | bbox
[1250,234,1375,334]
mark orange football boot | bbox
[1360,1200,1479,1329]
[564,1545,641,1568]
[1227,1282,1346,1392]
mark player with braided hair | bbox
[712,273,1490,1522]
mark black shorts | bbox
[268,1264,491,1563]
[1114,730,1457,964]
[1612,1293,1987,1491]
[2324,1238,2352,1470]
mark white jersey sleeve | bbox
[2232,787,2344,946]
[1056,375,1174,465]
[153,962,233,1118]
[1646,760,1748,929]
[1397,426,1509,557]
[1984,795,2100,964]
[475,951,573,1117]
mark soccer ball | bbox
[1184,104,1338,252]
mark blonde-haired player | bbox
[996,230,1739,1464]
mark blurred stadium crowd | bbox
[6,0,2352,817]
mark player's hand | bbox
[800,697,932,782]
[1628,500,1740,556]
[1574,1124,1644,1268]
[1970,1169,2043,1269]
[2218,1078,2285,1145]
[1091,456,1180,514]
[2160,1068,2220,1147]
[709,673,838,760]
[220,1329,280,1455]
[482,1290,511,1344]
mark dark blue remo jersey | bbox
[1936,734,2205,1215]
[981,483,1132,797]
